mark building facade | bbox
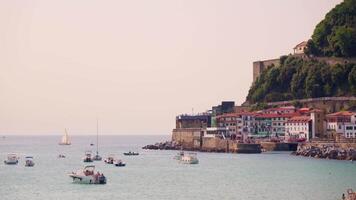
[286,116,312,141]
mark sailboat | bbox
[92,119,102,161]
[59,129,71,145]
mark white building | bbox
[326,111,356,139]
[285,116,312,141]
[293,41,308,54]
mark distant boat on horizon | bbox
[59,129,71,145]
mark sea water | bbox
[0,135,355,200]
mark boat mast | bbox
[96,119,99,155]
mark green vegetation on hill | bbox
[306,0,356,57]
[246,56,356,103]
[247,0,356,104]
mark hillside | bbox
[306,0,356,57]
[246,0,356,104]
[246,56,356,104]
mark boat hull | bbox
[4,160,18,165]
[68,174,106,184]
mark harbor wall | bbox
[172,128,202,150]
[261,142,298,151]
[172,128,262,153]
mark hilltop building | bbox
[293,41,308,54]
[252,41,307,83]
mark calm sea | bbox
[0,135,355,200]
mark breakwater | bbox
[294,143,356,161]
[142,140,262,153]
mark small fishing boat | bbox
[4,153,19,165]
[58,154,66,158]
[59,129,71,145]
[114,159,126,167]
[174,151,184,160]
[123,151,139,156]
[68,165,106,184]
[180,153,199,164]
[25,156,35,167]
[104,155,115,164]
[92,119,102,161]
[83,151,93,162]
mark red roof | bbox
[287,116,311,123]
[256,112,300,119]
[326,111,355,117]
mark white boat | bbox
[180,153,199,164]
[25,156,35,167]
[174,151,184,160]
[83,151,93,162]
[4,153,19,165]
[104,154,115,164]
[114,159,126,167]
[92,119,102,161]
[68,165,106,184]
[59,129,71,145]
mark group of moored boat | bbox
[3,125,198,186]
[4,153,35,167]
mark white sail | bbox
[59,129,71,145]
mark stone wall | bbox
[252,58,280,82]
[260,142,298,151]
[172,128,203,149]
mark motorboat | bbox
[59,128,71,145]
[25,156,35,167]
[174,151,184,160]
[180,153,199,164]
[123,151,139,156]
[104,155,115,164]
[58,154,66,158]
[4,153,19,165]
[92,119,102,161]
[114,159,126,167]
[68,165,106,184]
[92,154,102,161]
[83,151,93,162]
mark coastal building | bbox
[285,116,312,141]
[293,41,308,54]
[241,112,257,136]
[216,113,243,139]
[253,112,300,138]
[211,101,235,127]
[326,111,356,138]
[204,127,230,139]
[176,113,211,129]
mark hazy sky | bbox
[0,0,342,135]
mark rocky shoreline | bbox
[293,145,356,161]
[142,141,181,150]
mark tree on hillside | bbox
[306,0,356,57]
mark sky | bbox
[0,0,342,135]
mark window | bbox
[346,126,353,130]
